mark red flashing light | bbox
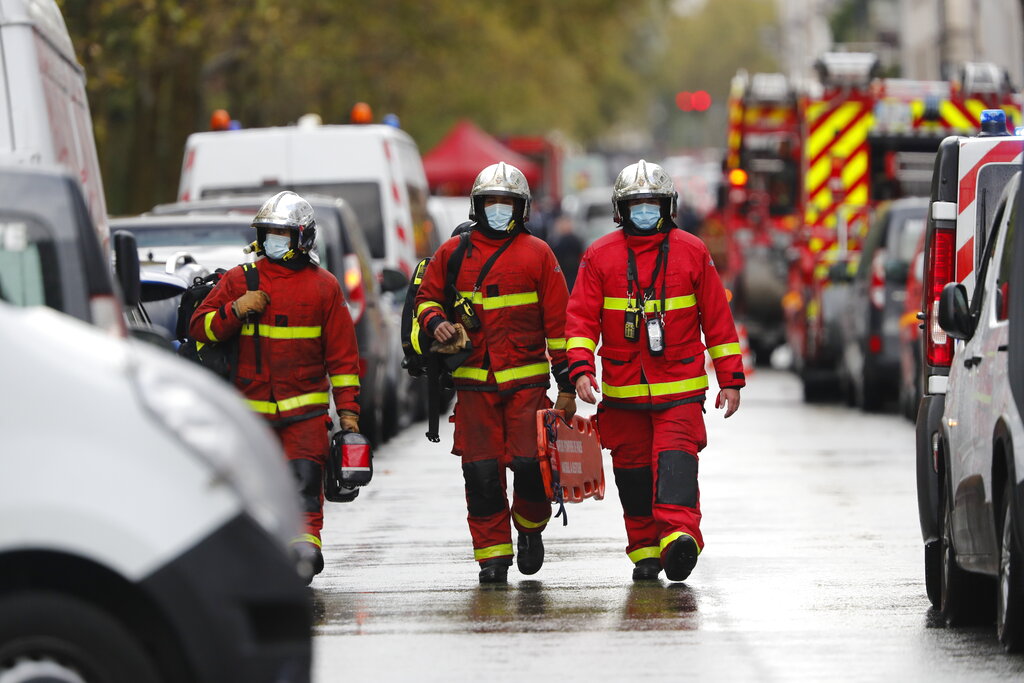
[350,102,373,124]
[210,109,231,131]
[676,91,712,112]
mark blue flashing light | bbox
[979,109,1009,136]
[382,113,401,128]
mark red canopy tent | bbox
[423,120,541,195]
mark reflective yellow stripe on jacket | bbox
[453,362,550,385]
[203,311,219,342]
[241,324,322,339]
[602,295,696,313]
[546,338,566,351]
[246,391,330,415]
[417,300,443,316]
[707,342,741,359]
[567,337,597,352]
[601,375,709,399]
[459,290,539,310]
[330,374,360,388]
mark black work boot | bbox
[632,557,662,581]
[663,535,699,582]
[517,533,544,575]
[478,558,512,584]
[292,542,324,586]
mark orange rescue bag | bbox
[536,410,605,513]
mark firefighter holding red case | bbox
[566,160,744,582]
[415,162,576,584]
[190,191,360,584]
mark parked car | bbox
[898,231,926,420]
[0,300,312,682]
[140,197,409,443]
[936,171,1024,649]
[177,118,437,277]
[839,197,928,411]
[561,185,615,246]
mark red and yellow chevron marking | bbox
[742,105,797,129]
[726,95,743,169]
[804,99,871,228]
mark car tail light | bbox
[343,254,365,324]
[925,228,954,367]
[868,334,882,354]
[90,294,127,338]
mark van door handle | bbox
[999,344,1009,352]
[964,356,983,368]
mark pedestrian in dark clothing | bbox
[550,213,585,291]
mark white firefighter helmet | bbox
[469,161,532,222]
[612,159,678,223]
[252,190,317,255]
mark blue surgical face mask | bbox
[264,233,292,260]
[484,203,514,231]
[630,203,661,231]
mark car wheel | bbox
[924,540,941,608]
[0,591,161,683]
[998,478,1024,651]
[940,474,992,626]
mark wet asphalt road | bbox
[311,369,1024,682]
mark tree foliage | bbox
[57,0,777,213]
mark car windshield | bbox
[0,215,62,309]
[128,223,252,248]
[286,183,384,259]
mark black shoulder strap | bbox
[471,235,517,292]
[242,263,259,291]
[445,231,472,293]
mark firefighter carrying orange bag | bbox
[415,162,576,584]
[566,160,744,583]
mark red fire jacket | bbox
[566,228,745,408]
[190,258,360,422]
[415,230,572,393]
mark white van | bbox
[178,120,435,277]
[0,300,312,681]
[0,0,108,251]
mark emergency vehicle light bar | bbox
[815,52,880,88]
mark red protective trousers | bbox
[275,416,331,545]
[452,387,552,564]
[597,402,707,564]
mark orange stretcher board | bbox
[536,410,605,504]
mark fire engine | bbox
[915,106,1024,608]
[784,53,1021,401]
[718,71,803,362]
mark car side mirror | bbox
[113,230,141,307]
[885,259,910,284]
[380,267,409,294]
[938,282,973,339]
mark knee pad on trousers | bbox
[462,460,505,517]
[655,450,698,508]
[511,457,547,503]
[613,466,653,517]
[289,459,324,513]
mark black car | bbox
[838,197,928,411]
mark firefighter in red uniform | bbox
[190,191,360,583]
[415,162,576,584]
[566,160,744,582]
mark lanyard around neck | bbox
[626,237,670,314]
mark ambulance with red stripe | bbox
[720,71,803,360]
[785,54,1020,400]
[177,116,435,278]
[916,107,1024,606]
